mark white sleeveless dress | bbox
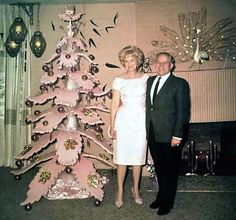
[112,74,149,165]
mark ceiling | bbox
[0,0,148,5]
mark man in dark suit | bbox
[146,52,191,216]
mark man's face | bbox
[155,54,173,76]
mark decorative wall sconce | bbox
[30,31,46,57]
[4,3,46,58]
[9,17,28,44]
[30,3,46,58]
[5,35,22,57]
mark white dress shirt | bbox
[150,73,170,105]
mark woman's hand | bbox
[108,126,117,139]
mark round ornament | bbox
[89,54,95,60]
[56,48,61,54]
[82,75,88,80]
[43,121,48,126]
[94,199,101,206]
[65,166,72,173]
[31,134,39,142]
[71,67,76,72]
[15,159,24,168]
[65,54,71,59]
[25,100,33,107]
[42,64,50,72]
[14,175,21,181]
[47,71,54,76]
[91,66,99,73]
[95,126,103,133]
[58,106,65,113]
[34,110,41,115]
[88,91,95,99]
[24,203,32,211]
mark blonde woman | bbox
[110,45,149,208]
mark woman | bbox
[110,45,148,208]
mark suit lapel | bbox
[156,74,174,98]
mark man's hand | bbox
[171,137,181,147]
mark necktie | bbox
[152,76,161,104]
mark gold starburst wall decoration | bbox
[149,7,236,67]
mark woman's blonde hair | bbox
[118,45,144,69]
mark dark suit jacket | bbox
[146,73,191,143]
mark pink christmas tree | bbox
[11,6,118,210]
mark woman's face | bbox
[124,54,137,72]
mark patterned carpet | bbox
[1,167,236,220]
[142,175,236,192]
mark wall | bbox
[32,0,236,122]
[29,0,236,168]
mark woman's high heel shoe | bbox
[131,187,143,205]
[115,192,123,208]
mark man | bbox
[146,52,191,216]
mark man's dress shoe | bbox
[157,207,171,216]
[149,200,161,209]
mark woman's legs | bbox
[132,165,142,199]
[116,165,127,202]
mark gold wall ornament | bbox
[30,31,47,57]
[9,17,28,44]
